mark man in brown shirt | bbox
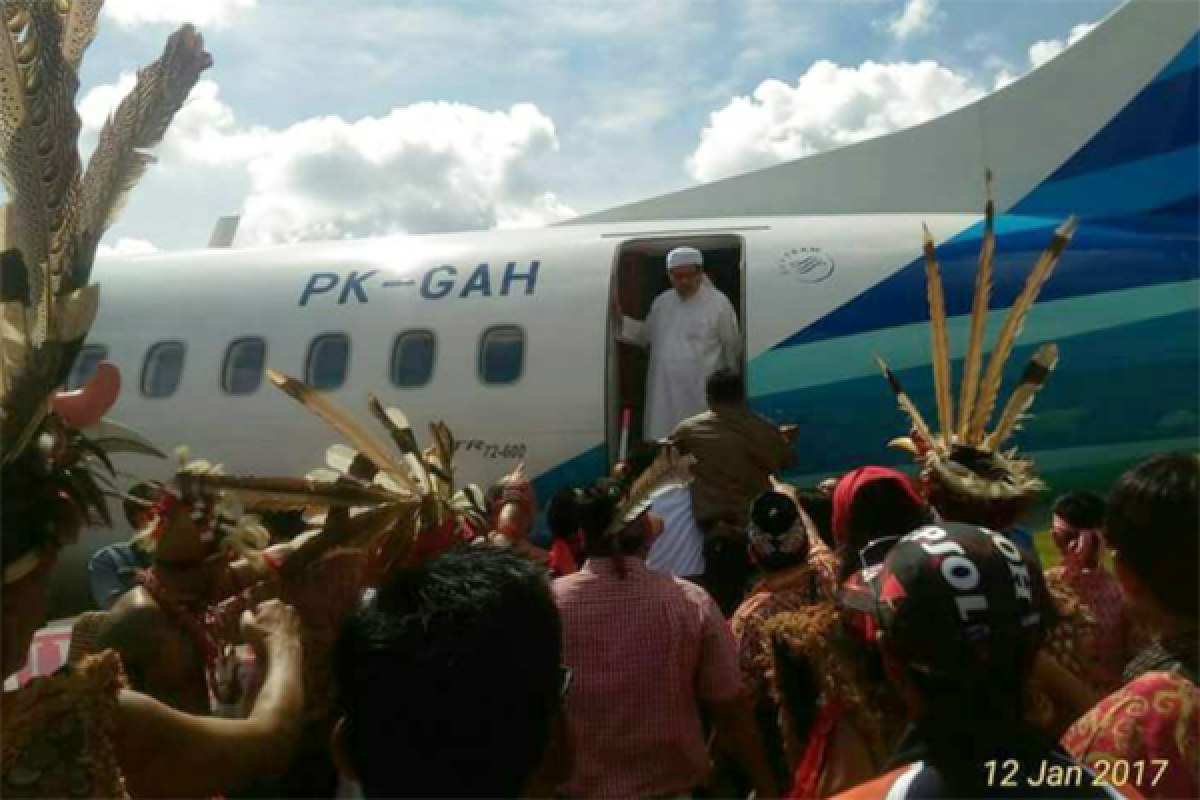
[668,369,797,613]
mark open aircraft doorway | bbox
[606,234,746,466]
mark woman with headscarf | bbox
[830,467,929,583]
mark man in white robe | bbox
[613,247,742,440]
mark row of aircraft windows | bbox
[66,326,527,398]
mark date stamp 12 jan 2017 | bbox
[985,758,1170,790]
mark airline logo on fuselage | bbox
[298,261,540,306]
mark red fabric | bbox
[788,700,842,799]
[831,467,923,546]
[403,516,460,567]
[548,536,581,577]
[1063,671,1198,799]
[1046,563,1135,691]
[553,558,743,799]
[261,549,285,573]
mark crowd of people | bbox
[5,363,1198,799]
[2,5,1197,800]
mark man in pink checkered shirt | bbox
[553,486,777,799]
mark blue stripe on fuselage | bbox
[1045,64,1197,182]
[774,223,1197,349]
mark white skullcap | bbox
[666,246,704,271]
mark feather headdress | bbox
[0,3,210,464]
[176,370,488,569]
[878,173,1075,499]
[0,3,206,580]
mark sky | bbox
[72,0,1124,254]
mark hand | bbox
[779,424,799,443]
[240,598,301,662]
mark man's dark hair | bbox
[334,546,563,798]
[706,368,744,407]
[546,486,581,542]
[1053,491,1106,530]
[1106,452,1198,620]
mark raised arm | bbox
[115,600,306,799]
[612,289,651,348]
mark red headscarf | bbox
[831,466,924,546]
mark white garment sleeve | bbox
[616,306,651,348]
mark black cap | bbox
[750,490,799,536]
[842,522,1047,674]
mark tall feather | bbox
[875,356,939,454]
[366,394,431,493]
[0,252,61,463]
[968,217,1077,442]
[55,0,103,72]
[175,473,399,513]
[958,169,995,437]
[427,421,456,495]
[326,442,378,482]
[0,2,84,293]
[267,369,414,492]
[922,222,954,444]
[610,445,696,532]
[984,343,1059,450]
[76,24,211,284]
[429,422,455,475]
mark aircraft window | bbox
[66,345,109,390]
[222,337,267,395]
[390,330,436,388]
[141,341,186,398]
[306,333,350,391]
[479,325,524,386]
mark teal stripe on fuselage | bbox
[749,280,1200,398]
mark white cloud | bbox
[78,73,137,133]
[83,77,575,244]
[1029,22,1098,69]
[993,68,1020,91]
[103,0,257,29]
[884,0,941,41]
[236,102,575,243]
[687,59,984,182]
[97,237,160,257]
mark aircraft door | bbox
[606,235,745,465]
